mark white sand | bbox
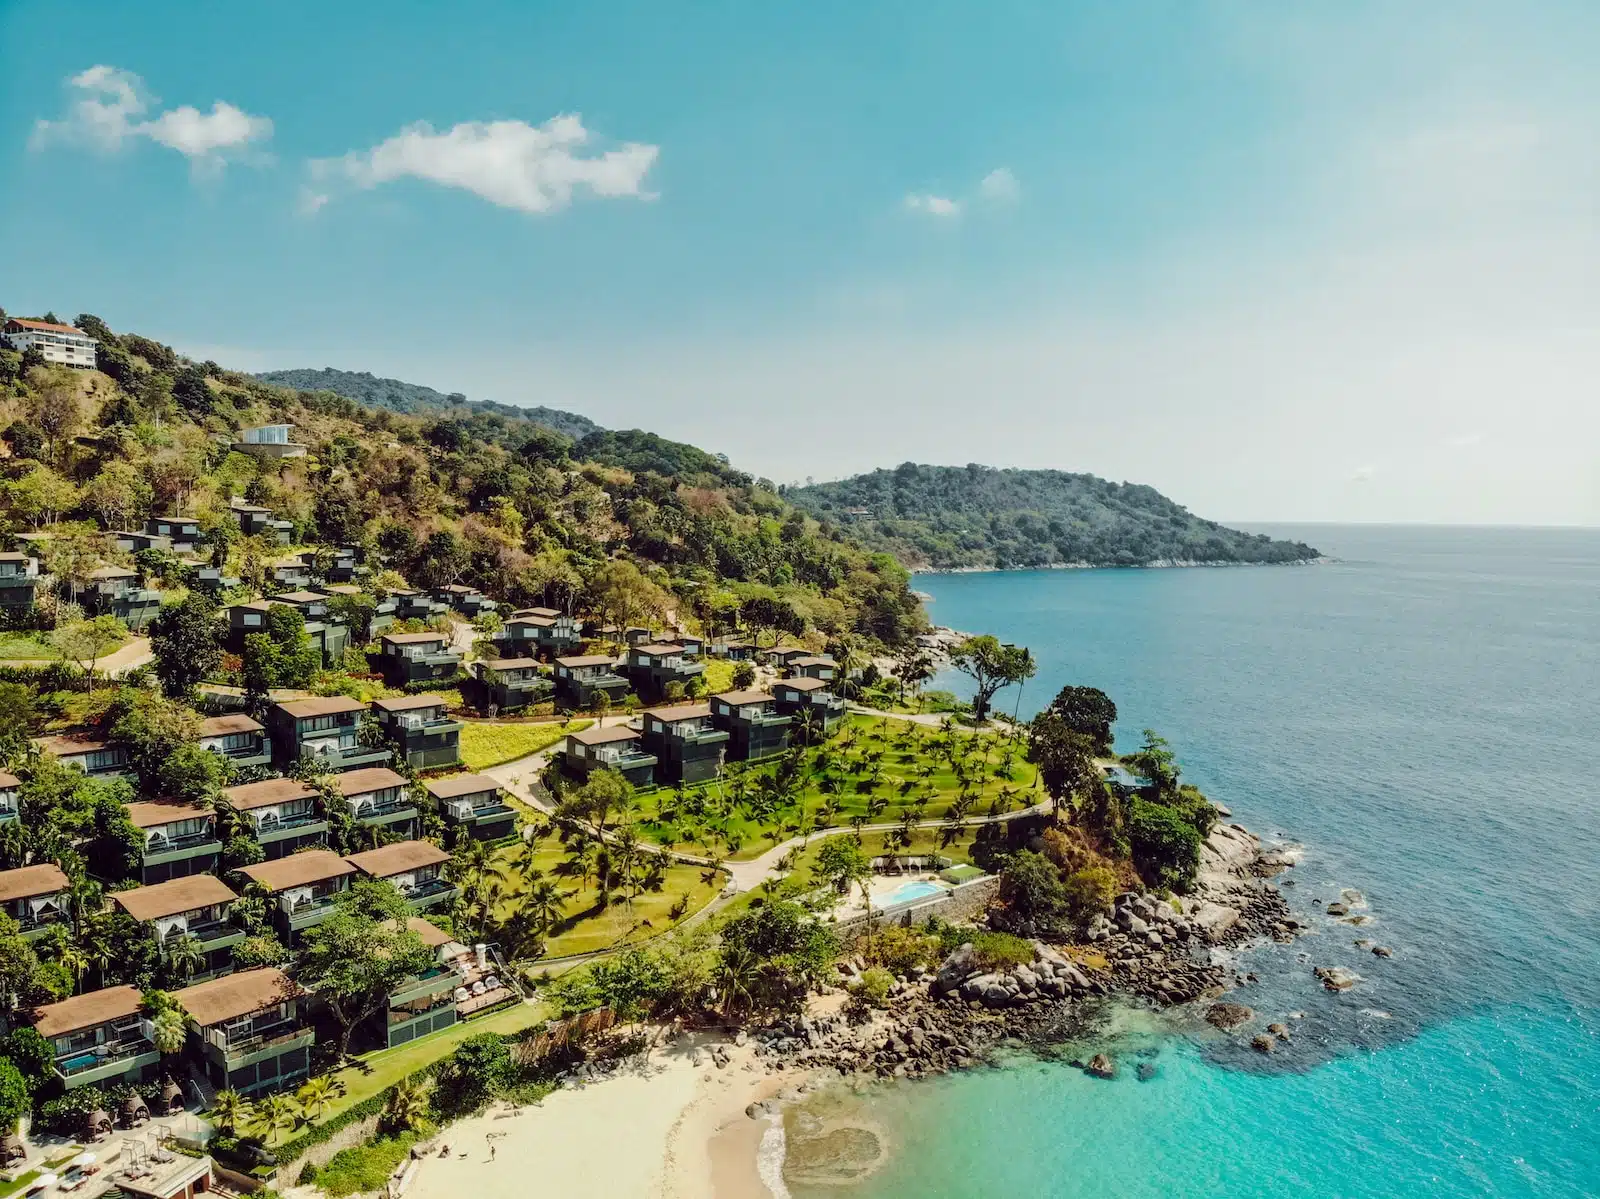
[403,1033,792,1199]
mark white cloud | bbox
[1350,464,1378,482]
[905,193,962,217]
[978,167,1020,202]
[308,114,659,215]
[31,65,271,171]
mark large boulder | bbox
[1314,966,1360,992]
[1204,1002,1254,1031]
[935,944,979,993]
[1189,901,1241,943]
[1084,1053,1116,1079]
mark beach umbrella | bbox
[69,1152,97,1168]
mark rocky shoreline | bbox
[744,820,1324,1083]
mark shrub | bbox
[997,850,1067,928]
[310,1132,418,1198]
[850,967,894,1008]
[862,924,937,974]
[1127,799,1202,892]
[967,930,1034,972]
[1061,865,1117,926]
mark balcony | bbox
[675,726,730,748]
[217,1022,315,1068]
[54,1039,161,1089]
[396,716,464,736]
[214,742,272,768]
[143,832,222,868]
[256,813,330,845]
[0,807,16,825]
[354,799,420,828]
[182,918,246,951]
[303,743,392,770]
[449,800,515,825]
[401,877,459,912]
[389,968,458,1009]
[283,893,343,932]
[18,909,66,939]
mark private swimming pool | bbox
[884,880,945,906]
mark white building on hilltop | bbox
[2,318,97,369]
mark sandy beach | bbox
[401,1033,795,1199]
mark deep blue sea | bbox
[787,525,1600,1198]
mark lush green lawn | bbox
[635,713,1037,861]
[458,718,593,771]
[701,657,735,694]
[0,631,129,662]
[317,999,551,1126]
[485,831,722,958]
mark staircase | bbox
[184,1065,217,1113]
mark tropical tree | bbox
[163,933,204,984]
[247,1092,303,1144]
[51,615,128,691]
[383,1075,434,1133]
[1027,712,1101,821]
[948,635,1034,723]
[295,1075,345,1123]
[210,1089,251,1136]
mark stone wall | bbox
[834,875,1000,936]
[276,1110,384,1183]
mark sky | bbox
[3,1,1599,526]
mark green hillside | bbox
[786,462,1319,570]
[254,366,599,440]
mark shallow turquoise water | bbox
[800,526,1600,1198]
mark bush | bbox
[1127,798,1202,892]
[997,850,1067,928]
[967,930,1034,972]
[862,924,937,974]
[850,966,894,1008]
[1061,865,1117,926]
[308,1132,418,1198]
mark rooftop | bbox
[276,695,366,719]
[124,800,211,829]
[715,690,776,706]
[556,654,618,668]
[486,657,542,671]
[632,643,684,656]
[335,766,409,797]
[381,631,449,645]
[790,656,837,668]
[31,984,144,1038]
[88,565,137,580]
[512,607,562,619]
[0,770,20,788]
[643,703,713,723]
[0,863,69,902]
[33,731,113,756]
[776,676,831,692]
[271,590,327,604]
[423,773,500,800]
[199,714,264,737]
[372,694,448,712]
[569,724,641,746]
[177,966,300,1027]
[387,915,453,948]
[7,317,87,335]
[111,874,238,922]
[224,778,318,811]
[236,850,355,892]
[345,839,450,878]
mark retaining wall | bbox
[834,874,1000,935]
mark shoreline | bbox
[911,556,1331,576]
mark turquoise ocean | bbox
[787,525,1600,1198]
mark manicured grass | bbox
[701,658,735,695]
[0,1171,41,1199]
[0,634,59,661]
[636,713,1037,861]
[317,1000,550,1125]
[458,719,593,771]
[487,832,722,958]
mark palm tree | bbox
[210,1090,252,1136]
[150,1008,187,1058]
[165,933,204,983]
[295,1075,345,1124]
[384,1075,433,1133]
[522,877,569,938]
[714,943,759,1017]
[247,1093,303,1145]
[56,943,88,994]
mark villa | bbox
[144,516,201,554]
[492,610,580,659]
[389,588,447,621]
[371,694,462,769]
[125,800,222,884]
[0,769,18,826]
[368,589,400,635]
[197,713,272,769]
[111,874,245,981]
[33,731,132,779]
[560,725,657,788]
[0,552,39,614]
[110,529,172,555]
[223,778,328,860]
[229,498,293,543]
[176,967,313,1096]
[710,690,792,761]
[265,590,350,665]
[377,631,461,687]
[707,637,757,661]
[765,646,815,670]
[786,655,839,681]
[434,583,496,617]
[235,850,356,942]
[231,423,308,459]
[2,316,97,368]
[771,676,848,730]
[640,704,729,784]
[426,773,517,844]
[82,564,162,629]
[476,658,554,713]
[344,840,457,912]
[0,863,70,942]
[623,643,703,703]
[380,919,517,1048]
[336,766,420,840]
[553,654,631,711]
[191,564,241,593]
[268,696,391,771]
[270,556,314,589]
[29,985,161,1091]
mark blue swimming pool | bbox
[59,1052,100,1074]
[885,880,944,906]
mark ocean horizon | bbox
[782,524,1600,1197]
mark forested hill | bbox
[785,463,1319,570]
[254,366,599,440]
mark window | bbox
[242,613,262,626]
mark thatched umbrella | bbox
[84,1109,112,1141]
[159,1078,185,1114]
[119,1093,149,1127]
[0,1131,24,1164]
